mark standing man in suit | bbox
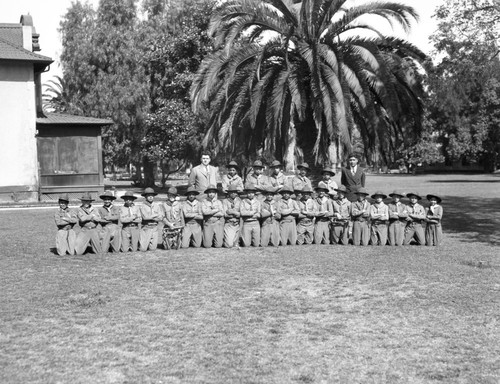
[341,153,366,201]
[188,153,219,198]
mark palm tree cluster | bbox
[191,0,427,167]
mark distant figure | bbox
[341,153,366,201]
[188,153,218,195]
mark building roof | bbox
[37,113,113,126]
[0,36,52,64]
[0,23,23,46]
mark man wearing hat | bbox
[119,191,142,252]
[260,186,281,247]
[268,160,286,190]
[314,182,334,244]
[321,166,338,198]
[223,185,242,248]
[341,153,366,201]
[181,186,203,248]
[97,191,121,253]
[221,161,244,193]
[403,192,426,245]
[75,193,103,255]
[161,187,184,250]
[201,185,225,248]
[296,186,317,245]
[54,194,78,256]
[246,160,270,192]
[277,185,299,245]
[240,183,262,247]
[425,194,443,246]
[139,188,164,251]
[369,191,389,245]
[387,190,408,246]
[350,187,371,246]
[331,185,351,245]
[188,153,219,197]
[292,163,312,192]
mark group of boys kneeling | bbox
[54,181,443,256]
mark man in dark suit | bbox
[341,153,366,201]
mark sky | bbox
[2,0,444,84]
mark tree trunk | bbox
[143,156,156,187]
[283,120,297,171]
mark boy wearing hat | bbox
[403,192,426,245]
[97,191,121,253]
[139,188,164,251]
[350,187,371,246]
[260,186,281,247]
[246,160,270,192]
[222,161,244,193]
[240,184,262,246]
[425,194,443,246]
[321,167,338,198]
[331,185,351,245]
[292,163,312,191]
[181,187,204,248]
[387,190,408,246]
[296,186,317,245]
[119,191,141,252]
[341,153,366,201]
[161,187,184,250]
[314,182,334,244]
[202,185,225,248]
[369,191,389,245]
[54,194,78,256]
[268,160,286,190]
[278,186,299,245]
[75,193,103,255]
[223,185,242,248]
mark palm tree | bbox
[42,75,80,114]
[191,0,427,168]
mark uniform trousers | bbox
[388,220,405,246]
[261,220,280,247]
[101,223,121,252]
[121,225,140,252]
[352,220,370,246]
[55,229,76,256]
[404,222,425,245]
[280,219,297,245]
[182,222,203,248]
[425,223,442,246]
[241,221,260,247]
[296,220,314,245]
[223,221,240,248]
[370,222,388,245]
[330,221,349,245]
[203,220,224,248]
[75,227,102,255]
[314,220,330,244]
[140,224,159,251]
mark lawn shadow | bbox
[443,196,500,245]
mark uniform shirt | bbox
[278,198,299,221]
[188,164,218,193]
[406,203,426,222]
[351,200,371,220]
[223,197,242,223]
[246,173,269,189]
[333,198,351,220]
[269,172,286,189]
[240,198,262,221]
[202,198,225,224]
[291,175,312,191]
[315,196,334,219]
[370,202,389,222]
[182,200,203,224]
[163,201,184,227]
[261,200,280,224]
[297,197,318,221]
[221,174,244,192]
[97,205,121,226]
[425,204,443,224]
[323,179,338,197]
[139,201,164,225]
[388,202,408,221]
[55,207,77,230]
[77,205,101,229]
[119,204,142,225]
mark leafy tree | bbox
[191,0,427,169]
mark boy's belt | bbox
[298,218,313,225]
[142,220,158,226]
[372,220,388,225]
[123,223,138,228]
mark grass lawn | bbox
[0,174,499,383]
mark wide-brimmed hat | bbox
[121,191,138,200]
[226,185,241,193]
[297,162,310,171]
[322,167,336,176]
[334,185,348,194]
[262,186,279,195]
[227,160,240,170]
[244,183,257,192]
[406,192,422,200]
[427,194,442,203]
[58,193,70,203]
[355,187,369,196]
[204,184,218,193]
[185,186,200,196]
[315,181,329,192]
[389,190,405,198]
[270,160,281,168]
[301,185,313,194]
[280,185,294,194]
[167,187,178,196]
[100,191,116,201]
[79,192,94,201]
[371,191,387,199]
[252,160,264,168]
[141,187,157,197]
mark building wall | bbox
[0,62,38,202]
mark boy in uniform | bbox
[54,194,78,256]
[387,190,407,246]
[403,192,426,245]
[139,187,164,251]
[425,194,443,246]
[331,185,351,245]
[161,187,184,250]
[321,167,338,198]
[350,187,371,246]
[268,160,286,190]
[181,187,204,248]
[260,186,281,247]
[278,186,299,245]
[202,185,225,248]
[314,182,334,244]
[75,193,102,255]
[296,186,317,245]
[97,191,121,253]
[369,191,389,245]
[292,163,312,191]
[240,184,262,246]
[223,185,242,248]
[246,160,270,193]
[221,161,244,193]
[119,191,141,252]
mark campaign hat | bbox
[427,194,442,204]
[244,183,258,192]
[315,181,329,192]
[301,185,314,194]
[297,162,310,171]
[371,191,387,199]
[121,191,138,200]
[167,187,178,196]
[226,185,241,193]
[355,187,369,196]
[99,191,117,200]
[185,186,200,196]
[227,161,240,170]
[389,190,405,198]
[406,192,422,200]
[321,167,336,176]
[58,193,70,203]
[252,160,265,168]
[141,187,158,197]
[262,186,279,195]
[279,185,294,194]
[204,184,218,194]
[270,160,281,168]
[334,185,348,194]
[79,192,95,201]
